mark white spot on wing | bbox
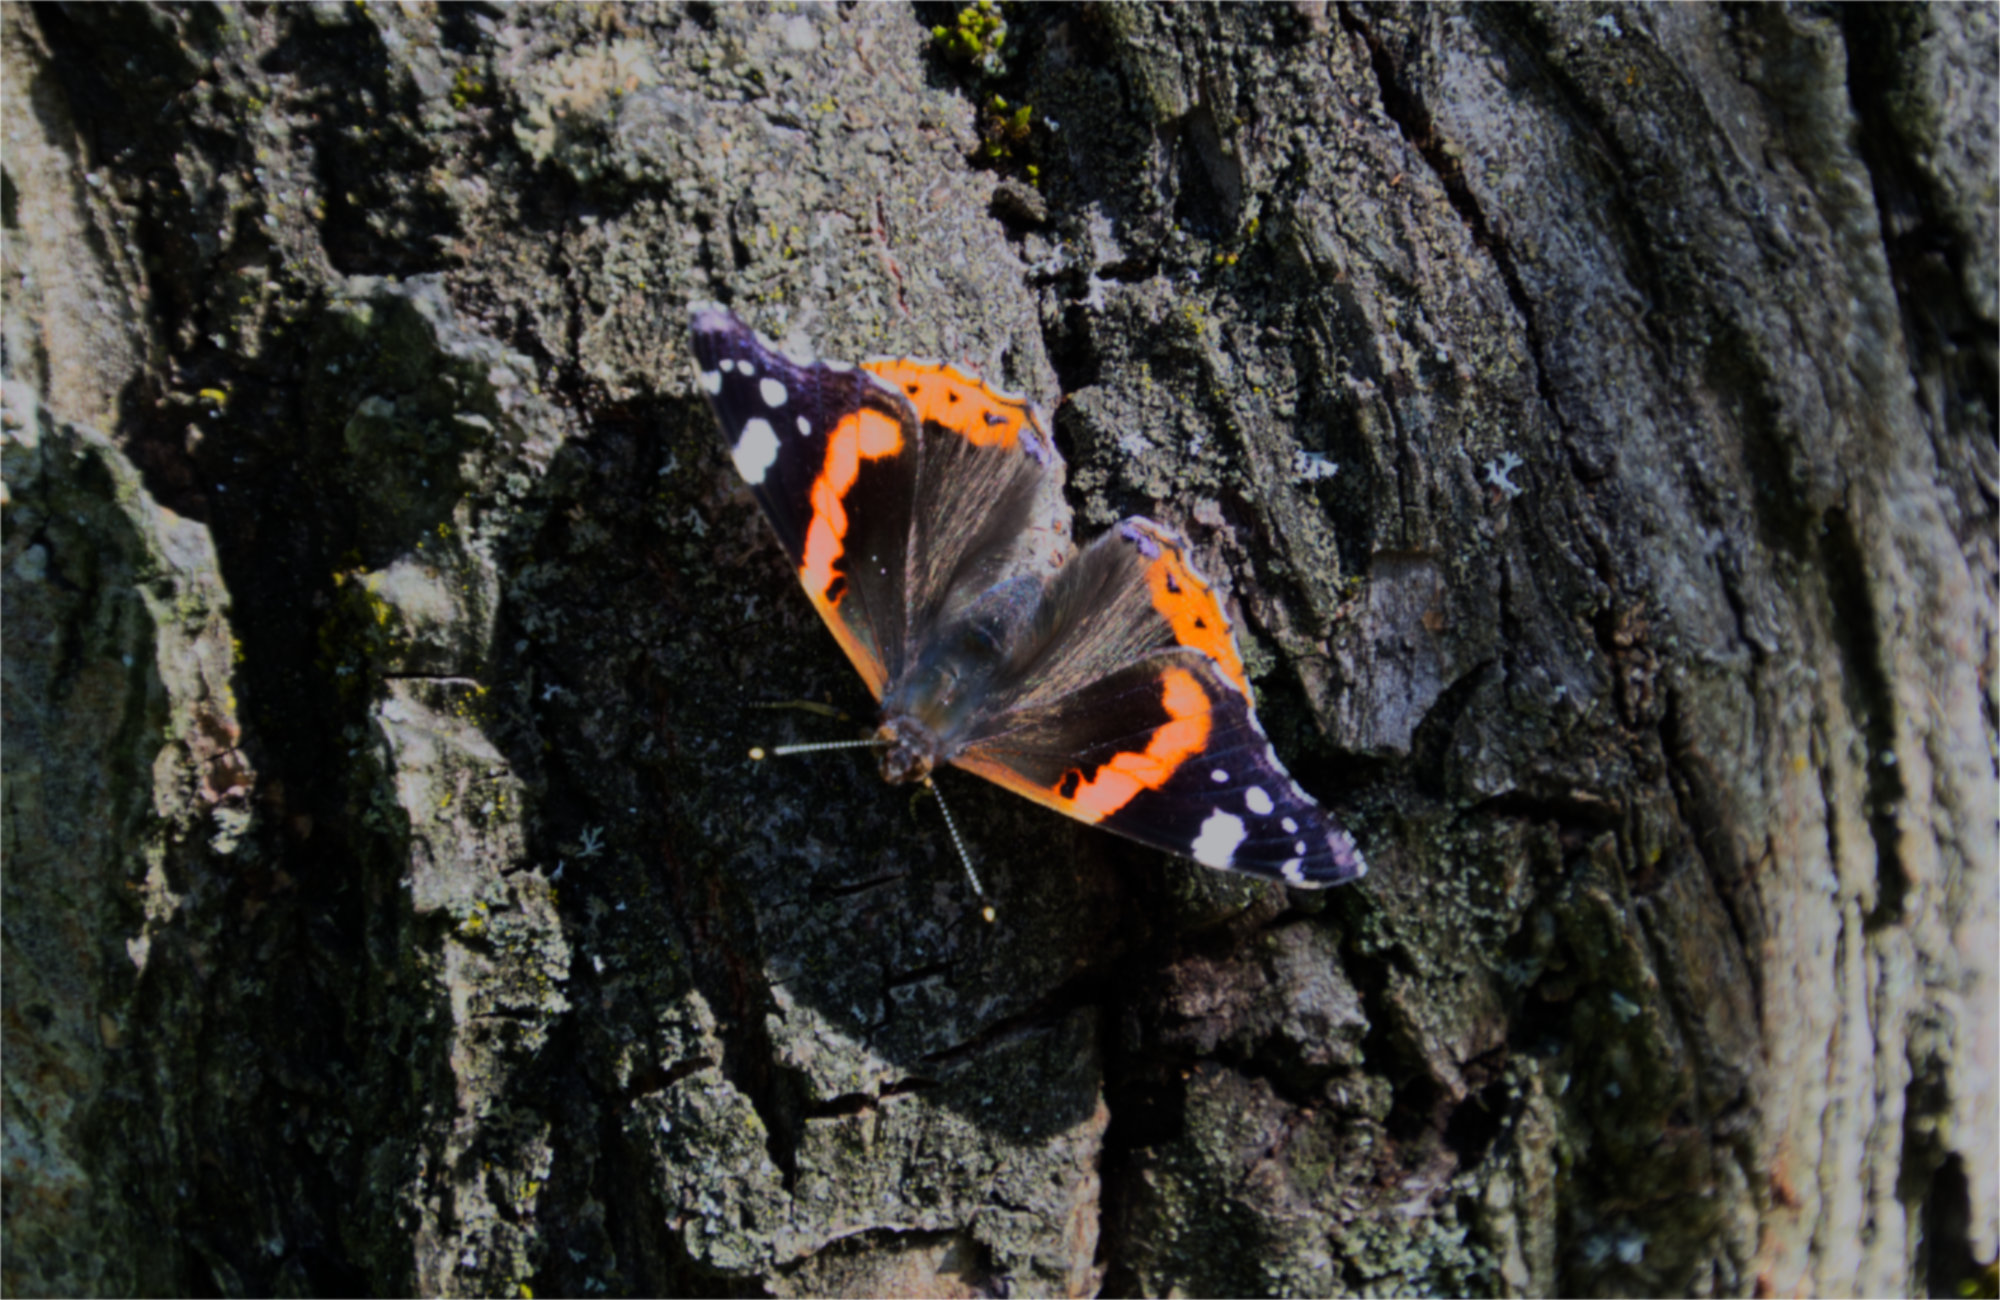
[1191,810,1247,868]
[1281,858,1306,884]
[796,416,811,436]
[1282,817,1298,834]
[760,377,789,408]
[717,358,737,374]
[1210,768,1229,784]
[1293,840,1307,855]
[699,369,722,395]
[1245,787,1274,815]
[732,418,780,484]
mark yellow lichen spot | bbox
[451,66,489,111]
[934,0,1007,73]
[198,387,230,407]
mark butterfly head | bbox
[873,712,945,786]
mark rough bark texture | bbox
[3,3,1993,1297]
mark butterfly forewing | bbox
[691,306,915,695]
[954,653,1363,885]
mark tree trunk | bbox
[3,2,1992,1295]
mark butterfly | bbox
[690,304,1365,890]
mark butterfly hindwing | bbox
[862,358,1069,644]
[955,520,1366,885]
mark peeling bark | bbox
[3,3,1992,1297]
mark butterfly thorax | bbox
[874,587,1034,785]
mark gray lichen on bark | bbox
[3,3,1993,1298]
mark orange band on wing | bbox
[1062,668,1211,821]
[864,361,1035,448]
[799,407,903,598]
[1146,549,1250,699]
[798,407,903,698]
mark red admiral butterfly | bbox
[691,304,1366,889]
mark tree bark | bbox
[3,2,1992,1296]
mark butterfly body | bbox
[690,304,1366,888]
[872,578,1030,783]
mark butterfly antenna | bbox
[925,777,995,923]
[750,738,887,760]
[747,741,994,923]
